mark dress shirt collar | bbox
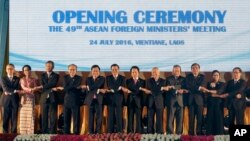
[113,75,118,79]
[234,79,240,83]
[133,77,139,80]
[193,73,199,78]
[47,72,52,77]
[7,74,14,78]
[93,75,99,80]
[174,75,180,79]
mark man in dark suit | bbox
[0,64,20,133]
[186,63,207,135]
[165,65,187,134]
[55,64,82,134]
[106,64,126,133]
[141,67,165,134]
[83,65,106,134]
[126,66,145,133]
[221,67,247,125]
[36,60,59,134]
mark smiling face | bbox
[212,72,220,82]
[151,67,160,80]
[131,68,139,79]
[23,66,31,77]
[45,63,53,73]
[91,67,100,78]
[68,65,77,77]
[172,66,181,77]
[191,64,200,76]
[111,66,119,76]
[232,68,241,80]
[6,64,15,76]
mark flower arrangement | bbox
[141,134,181,141]
[14,134,56,141]
[214,135,230,141]
[12,133,230,141]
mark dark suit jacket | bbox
[0,76,20,108]
[84,76,105,105]
[126,78,146,108]
[0,82,2,106]
[146,77,166,109]
[225,79,247,108]
[166,75,186,107]
[0,82,2,93]
[246,88,250,99]
[207,81,225,105]
[186,73,206,106]
[63,75,82,107]
[106,75,126,106]
[40,72,59,104]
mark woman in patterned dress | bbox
[19,65,39,134]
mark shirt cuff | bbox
[118,86,122,91]
[198,86,201,91]
[5,92,10,95]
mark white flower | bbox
[14,134,55,141]
[214,135,230,141]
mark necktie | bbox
[234,81,237,84]
[134,79,137,84]
[48,73,51,78]
[93,77,97,99]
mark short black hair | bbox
[46,60,55,69]
[91,64,100,71]
[212,70,220,75]
[233,67,242,73]
[191,63,200,69]
[7,63,15,68]
[173,64,181,71]
[22,65,32,71]
[110,64,119,69]
[68,64,77,69]
[130,66,140,72]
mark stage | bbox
[0,133,230,141]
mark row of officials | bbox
[0,61,249,135]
